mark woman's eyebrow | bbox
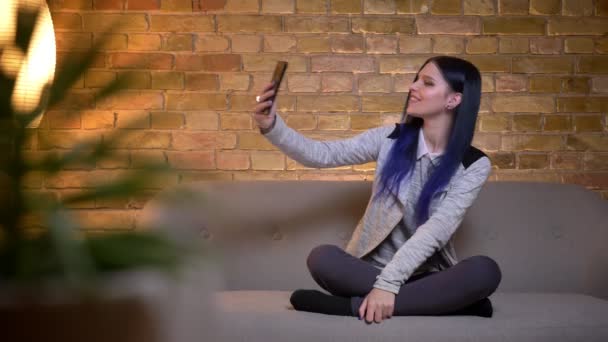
[419,74,436,81]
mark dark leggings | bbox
[307,244,502,316]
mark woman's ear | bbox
[446,92,462,110]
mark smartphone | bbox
[263,61,288,115]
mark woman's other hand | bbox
[252,81,278,131]
[358,288,396,324]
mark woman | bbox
[251,56,502,324]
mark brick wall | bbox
[38,0,607,231]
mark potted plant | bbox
[0,2,222,341]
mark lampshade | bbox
[0,0,56,128]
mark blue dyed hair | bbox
[371,56,482,228]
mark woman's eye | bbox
[424,82,433,86]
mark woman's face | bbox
[406,61,460,118]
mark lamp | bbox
[0,0,56,128]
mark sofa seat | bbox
[138,180,608,341]
[211,290,608,342]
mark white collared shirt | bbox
[417,127,443,162]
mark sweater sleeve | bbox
[372,156,493,294]
[260,112,392,168]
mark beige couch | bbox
[138,180,608,342]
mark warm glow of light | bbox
[1,0,56,128]
[0,1,17,47]
[0,45,25,77]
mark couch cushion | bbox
[139,180,608,300]
[210,291,608,342]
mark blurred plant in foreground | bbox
[0,0,203,296]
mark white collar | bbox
[417,127,443,161]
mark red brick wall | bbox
[38,0,608,231]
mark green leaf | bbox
[43,204,97,291]
[29,112,156,174]
[0,12,196,287]
[46,20,132,110]
[93,71,132,103]
[29,139,106,174]
[85,231,182,274]
[61,162,170,205]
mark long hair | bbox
[370,56,482,229]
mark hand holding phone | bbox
[263,61,287,115]
[252,61,288,132]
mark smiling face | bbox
[406,61,461,118]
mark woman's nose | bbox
[409,79,420,92]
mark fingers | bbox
[253,89,276,115]
[358,296,367,320]
[253,100,273,114]
[384,305,393,320]
[364,298,374,323]
[254,83,277,117]
[261,81,275,93]
[256,82,276,104]
[369,304,391,323]
[257,89,275,103]
[374,307,383,323]
[360,302,392,323]
[361,297,384,324]
[366,304,375,323]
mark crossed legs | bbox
[304,244,502,316]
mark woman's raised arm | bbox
[252,82,393,168]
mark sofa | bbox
[138,180,608,342]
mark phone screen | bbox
[264,61,288,115]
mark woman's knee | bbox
[467,255,502,296]
[306,244,340,275]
